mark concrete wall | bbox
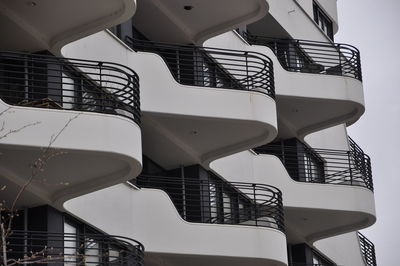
[315,232,366,266]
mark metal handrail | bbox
[348,137,372,184]
[241,31,362,81]
[125,36,275,97]
[254,140,373,191]
[0,52,141,124]
[4,230,144,265]
[290,264,333,266]
[358,232,377,266]
[135,175,285,232]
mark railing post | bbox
[98,62,104,112]
[338,43,342,70]
[252,184,257,226]
[245,51,249,90]
[357,50,362,81]
[347,150,353,185]
[237,190,241,223]
[180,165,186,220]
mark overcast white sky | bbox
[335,0,400,265]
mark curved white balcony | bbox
[62,31,278,170]
[205,31,365,139]
[0,0,136,52]
[64,183,288,266]
[211,150,376,244]
[0,52,142,209]
[132,0,269,44]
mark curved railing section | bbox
[0,52,141,124]
[125,36,275,97]
[5,231,144,265]
[241,32,362,81]
[358,232,377,266]
[135,175,284,232]
[254,140,373,191]
[290,264,332,266]
[349,137,372,186]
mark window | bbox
[64,222,78,265]
[209,182,218,222]
[62,73,75,109]
[84,237,101,264]
[108,247,121,264]
[222,192,232,223]
[312,250,334,266]
[313,1,334,40]
[303,148,325,183]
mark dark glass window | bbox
[313,1,334,40]
[289,243,335,266]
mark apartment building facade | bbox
[0,0,377,265]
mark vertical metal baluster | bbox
[252,184,257,227]
[243,51,249,90]
[347,150,353,185]
[98,62,103,113]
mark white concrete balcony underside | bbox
[205,31,365,139]
[211,151,376,244]
[62,31,278,170]
[64,183,288,266]
[255,0,338,42]
[0,0,136,52]
[0,100,142,209]
[133,0,269,44]
[314,232,367,266]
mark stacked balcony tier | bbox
[254,137,373,191]
[136,174,284,231]
[0,52,140,124]
[0,51,142,209]
[6,231,144,265]
[242,32,362,81]
[125,36,274,97]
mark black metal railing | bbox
[358,232,377,266]
[0,52,141,124]
[290,264,333,266]
[241,32,362,81]
[349,137,372,186]
[135,175,284,231]
[125,36,275,97]
[254,140,373,191]
[4,230,144,265]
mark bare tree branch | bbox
[0,112,81,265]
[9,112,81,214]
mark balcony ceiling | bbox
[0,0,136,52]
[133,0,269,44]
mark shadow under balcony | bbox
[0,51,142,209]
[6,230,144,265]
[0,0,136,52]
[131,0,269,44]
